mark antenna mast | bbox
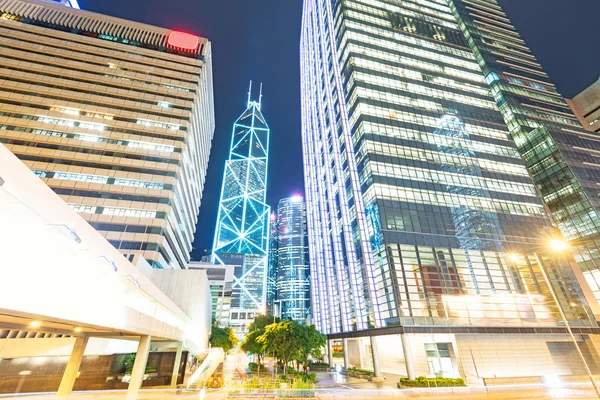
[258,82,263,110]
[247,80,252,108]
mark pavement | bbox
[1,355,599,399]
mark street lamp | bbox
[508,238,600,398]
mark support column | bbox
[370,336,381,378]
[127,335,151,400]
[401,334,415,380]
[170,341,183,388]
[57,335,89,396]
[327,339,333,367]
[343,338,350,369]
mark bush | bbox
[346,367,374,377]
[332,351,344,358]
[293,371,317,383]
[308,361,330,368]
[247,362,264,372]
[399,376,466,387]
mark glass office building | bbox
[301,0,600,382]
[268,196,311,323]
[0,0,215,269]
[449,0,600,309]
[212,87,270,336]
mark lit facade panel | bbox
[269,196,311,323]
[0,0,214,269]
[448,0,600,305]
[300,0,596,334]
[212,92,270,335]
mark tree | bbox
[241,330,264,364]
[295,325,326,372]
[209,317,239,353]
[241,314,280,364]
[258,320,299,374]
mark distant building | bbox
[212,84,270,336]
[48,0,80,7]
[567,77,600,133]
[268,196,310,323]
[0,0,215,269]
[188,261,235,327]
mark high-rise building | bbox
[48,0,80,8]
[301,0,600,382]
[268,196,311,323]
[212,85,270,336]
[449,2,600,307]
[0,0,215,269]
[567,77,600,133]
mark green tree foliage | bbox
[241,314,279,364]
[209,317,239,353]
[257,320,298,373]
[294,324,326,372]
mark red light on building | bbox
[167,31,199,51]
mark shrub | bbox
[308,361,330,368]
[332,351,344,358]
[247,362,264,372]
[346,367,374,377]
[399,376,466,387]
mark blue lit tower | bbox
[212,83,270,335]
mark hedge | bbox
[399,376,466,387]
[346,367,374,377]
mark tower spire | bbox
[247,80,252,108]
[258,82,263,110]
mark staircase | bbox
[187,348,225,388]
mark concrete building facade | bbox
[567,77,600,133]
[0,0,215,269]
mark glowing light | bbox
[508,253,520,262]
[29,321,41,328]
[167,31,199,50]
[290,195,303,203]
[74,327,83,332]
[549,238,569,252]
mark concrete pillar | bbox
[401,334,415,380]
[370,336,381,378]
[127,335,151,400]
[327,339,334,367]
[170,341,183,388]
[57,335,89,396]
[343,338,350,369]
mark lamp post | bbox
[509,239,600,398]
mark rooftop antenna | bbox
[258,82,263,110]
[247,80,252,108]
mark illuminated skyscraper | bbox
[48,0,80,8]
[301,0,600,382]
[268,196,311,323]
[212,84,270,335]
[0,0,214,269]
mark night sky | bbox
[78,0,600,259]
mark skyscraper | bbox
[449,1,600,308]
[0,0,215,270]
[268,196,311,323]
[212,84,270,335]
[48,0,80,8]
[301,0,600,382]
